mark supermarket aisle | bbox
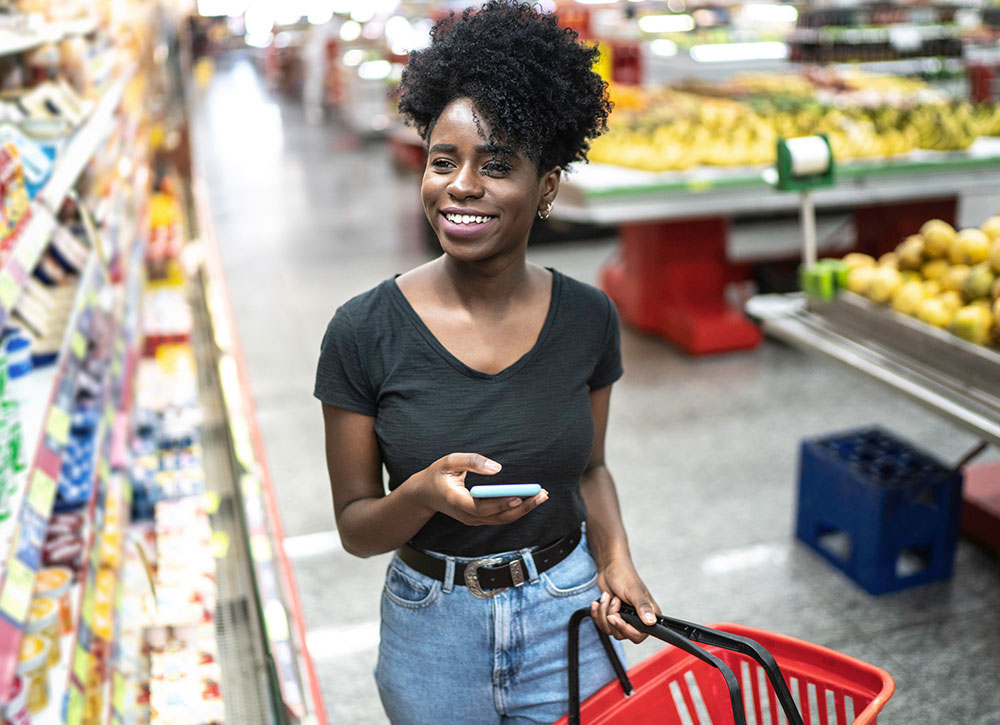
[190,56,1000,724]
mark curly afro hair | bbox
[396,0,612,173]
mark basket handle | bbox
[567,608,746,725]
[618,605,805,725]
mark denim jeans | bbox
[375,531,624,724]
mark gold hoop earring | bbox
[537,202,553,220]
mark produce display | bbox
[590,70,1000,172]
[841,216,1000,347]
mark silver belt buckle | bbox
[464,557,507,599]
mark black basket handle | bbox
[617,604,804,725]
[568,608,745,725]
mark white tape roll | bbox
[786,136,831,176]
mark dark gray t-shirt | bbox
[313,269,623,556]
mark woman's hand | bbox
[590,557,660,643]
[412,452,548,526]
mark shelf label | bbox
[72,642,89,686]
[65,687,84,725]
[0,271,18,310]
[250,534,272,562]
[113,672,125,716]
[27,469,56,516]
[71,330,87,360]
[203,490,221,515]
[0,558,35,624]
[211,531,230,559]
[45,406,71,447]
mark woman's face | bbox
[421,97,559,264]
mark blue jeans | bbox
[375,531,625,724]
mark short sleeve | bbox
[313,306,378,415]
[588,295,624,390]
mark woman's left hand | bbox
[590,558,660,643]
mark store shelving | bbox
[555,137,1000,224]
[0,18,98,59]
[0,65,135,330]
[0,249,105,697]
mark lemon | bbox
[843,252,877,270]
[868,266,902,304]
[891,280,925,316]
[846,266,875,295]
[981,215,1000,242]
[917,297,951,328]
[940,264,970,292]
[921,259,950,281]
[952,228,991,265]
[920,219,956,259]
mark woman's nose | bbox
[447,162,484,200]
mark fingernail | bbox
[600,592,609,604]
[485,460,501,472]
[509,498,521,508]
[642,612,656,625]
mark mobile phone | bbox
[469,484,542,499]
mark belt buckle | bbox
[464,557,507,599]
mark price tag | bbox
[65,687,85,725]
[45,406,71,447]
[113,672,125,715]
[0,558,35,623]
[27,469,56,516]
[72,642,89,686]
[250,534,272,562]
[71,330,87,360]
[203,491,221,515]
[81,587,95,629]
[211,531,230,559]
[0,272,18,310]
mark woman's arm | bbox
[581,386,660,642]
[323,403,548,558]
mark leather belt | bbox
[397,527,582,599]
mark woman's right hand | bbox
[412,453,548,526]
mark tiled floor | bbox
[190,56,1000,725]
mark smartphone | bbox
[469,484,542,499]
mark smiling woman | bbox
[313,2,658,723]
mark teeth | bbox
[445,213,492,225]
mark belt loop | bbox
[518,547,540,584]
[442,556,456,594]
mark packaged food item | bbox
[16,634,50,715]
[42,536,84,573]
[0,675,30,725]
[34,566,74,634]
[25,596,61,667]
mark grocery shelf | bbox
[756,292,1000,448]
[555,138,1000,224]
[0,18,98,58]
[0,251,104,697]
[193,175,327,724]
[0,66,134,329]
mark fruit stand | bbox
[555,138,1000,355]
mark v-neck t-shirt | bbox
[313,269,623,556]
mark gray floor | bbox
[189,57,1000,725]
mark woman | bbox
[315,2,659,722]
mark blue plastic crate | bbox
[796,426,963,595]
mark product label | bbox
[45,405,71,447]
[0,557,34,623]
[27,468,56,515]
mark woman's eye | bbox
[431,158,454,170]
[482,163,510,176]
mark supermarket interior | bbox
[1,0,1000,724]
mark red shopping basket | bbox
[557,605,894,725]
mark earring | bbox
[537,201,553,220]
